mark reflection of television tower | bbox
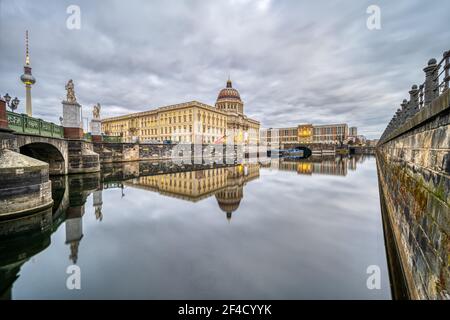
[20,30,36,117]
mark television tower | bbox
[20,30,36,117]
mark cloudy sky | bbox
[1,0,449,138]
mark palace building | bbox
[101,79,260,145]
[261,123,350,148]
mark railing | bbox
[83,132,92,141]
[436,51,450,95]
[102,135,122,143]
[7,111,64,138]
[379,49,450,145]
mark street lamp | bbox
[3,93,20,112]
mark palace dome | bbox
[216,79,242,103]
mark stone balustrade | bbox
[377,49,450,300]
[379,50,450,144]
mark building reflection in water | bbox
[263,154,368,176]
[124,164,260,221]
[0,155,370,299]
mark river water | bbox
[0,155,391,299]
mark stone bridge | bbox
[1,132,100,176]
[281,143,337,156]
[14,134,68,175]
[377,50,450,300]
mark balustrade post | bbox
[0,97,8,130]
[400,99,408,125]
[423,58,439,105]
[21,114,25,132]
[408,85,419,117]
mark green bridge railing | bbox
[84,132,92,141]
[7,111,64,138]
[84,133,122,143]
[6,112,123,142]
[102,135,122,143]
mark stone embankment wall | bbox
[377,76,449,298]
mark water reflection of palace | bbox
[0,156,372,299]
[124,163,260,221]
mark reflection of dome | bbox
[215,185,243,221]
[216,79,242,102]
[217,198,242,215]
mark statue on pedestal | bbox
[65,79,77,103]
[62,79,82,132]
[93,103,101,120]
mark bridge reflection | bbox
[0,209,52,299]
[0,155,369,299]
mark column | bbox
[423,58,439,105]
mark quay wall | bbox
[377,87,450,300]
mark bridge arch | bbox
[15,136,69,175]
[293,146,312,156]
[20,143,65,175]
[285,145,312,158]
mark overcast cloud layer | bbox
[1,0,449,138]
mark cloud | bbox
[0,0,449,139]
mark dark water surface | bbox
[1,155,391,299]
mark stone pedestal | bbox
[62,101,101,174]
[62,101,83,139]
[90,118,102,142]
[67,140,100,174]
[0,130,18,152]
[92,135,102,142]
[0,98,8,130]
[0,149,53,218]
